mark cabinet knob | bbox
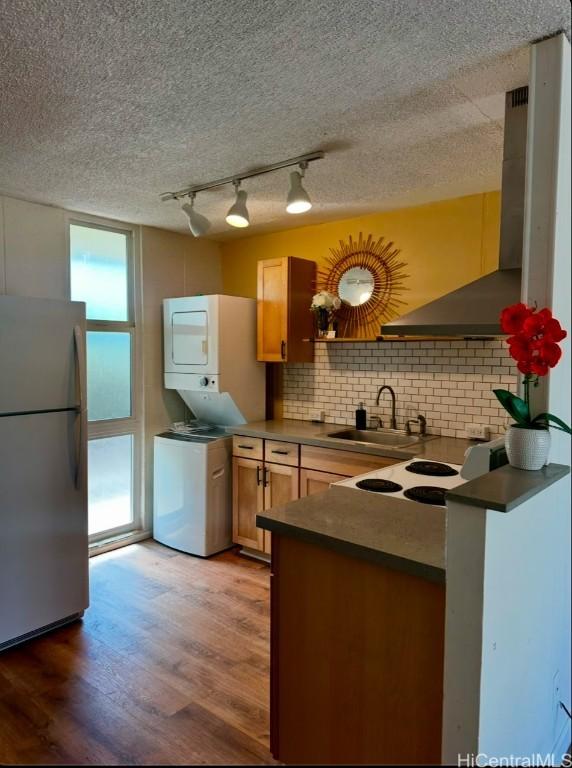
[280,340,286,360]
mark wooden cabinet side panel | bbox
[232,457,264,550]
[272,534,445,765]
[257,258,288,362]
[270,535,280,757]
[287,257,316,362]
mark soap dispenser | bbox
[355,402,367,430]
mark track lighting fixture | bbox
[181,193,211,237]
[161,151,324,232]
[286,161,312,214]
[225,180,250,228]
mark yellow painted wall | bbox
[220,191,501,314]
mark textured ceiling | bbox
[0,1,570,240]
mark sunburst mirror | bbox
[317,233,409,338]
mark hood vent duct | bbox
[380,86,528,338]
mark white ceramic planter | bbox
[505,425,551,470]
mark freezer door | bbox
[0,295,86,415]
[0,411,88,647]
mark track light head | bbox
[286,162,312,214]
[225,181,250,228]
[181,194,211,237]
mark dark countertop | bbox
[227,418,474,465]
[257,485,446,584]
[446,462,570,511]
[257,463,570,583]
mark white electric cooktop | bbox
[334,457,467,507]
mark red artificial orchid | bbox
[494,302,571,434]
[500,302,534,334]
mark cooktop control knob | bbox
[199,376,209,387]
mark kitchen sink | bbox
[326,429,432,448]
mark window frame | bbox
[66,212,144,544]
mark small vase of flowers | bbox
[311,291,341,337]
[494,302,570,470]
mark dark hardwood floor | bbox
[0,541,275,765]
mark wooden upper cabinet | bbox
[257,256,315,362]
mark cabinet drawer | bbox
[265,440,299,467]
[300,445,399,476]
[233,436,264,460]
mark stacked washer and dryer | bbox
[153,295,265,557]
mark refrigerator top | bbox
[0,295,86,417]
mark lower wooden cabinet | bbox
[232,439,402,557]
[232,456,299,555]
[300,468,346,497]
[232,457,264,551]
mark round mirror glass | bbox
[338,266,375,306]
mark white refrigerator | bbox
[0,295,89,651]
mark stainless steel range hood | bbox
[380,86,528,338]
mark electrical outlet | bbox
[466,424,491,441]
[310,409,326,423]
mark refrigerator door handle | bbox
[74,325,87,489]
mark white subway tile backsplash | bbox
[282,340,516,439]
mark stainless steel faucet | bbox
[375,385,397,430]
[406,414,427,436]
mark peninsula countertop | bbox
[256,462,570,584]
[227,418,473,465]
[257,485,446,583]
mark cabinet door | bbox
[232,457,264,550]
[300,468,346,497]
[257,258,288,362]
[264,463,299,509]
[263,462,300,555]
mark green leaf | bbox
[493,389,530,425]
[531,412,572,435]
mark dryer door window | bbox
[172,311,208,365]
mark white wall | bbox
[444,477,571,764]
[0,194,223,533]
[479,479,571,760]
[522,33,571,467]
